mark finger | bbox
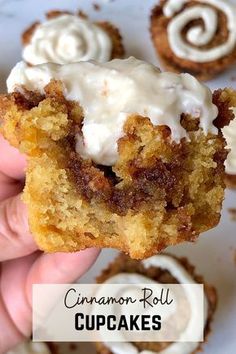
[26,249,100,308]
[27,248,100,289]
[0,292,24,353]
[0,249,100,350]
[1,253,39,341]
[0,194,37,261]
[0,171,24,201]
[0,135,26,180]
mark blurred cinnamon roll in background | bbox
[150,0,236,80]
[22,10,124,65]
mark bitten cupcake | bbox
[0,57,234,259]
[95,253,217,354]
[22,10,124,65]
[150,0,236,80]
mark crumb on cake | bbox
[225,174,236,189]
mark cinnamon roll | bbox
[150,0,236,80]
[95,253,217,354]
[22,10,124,65]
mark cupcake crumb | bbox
[93,3,101,11]
[228,208,236,221]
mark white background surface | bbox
[0,0,235,353]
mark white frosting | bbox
[163,0,236,63]
[7,342,51,354]
[222,108,236,175]
[103,254,208,354]
[163,0,188,17]
[22,14,112,65]
[7,58,218,166]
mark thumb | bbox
[0,194,37,261]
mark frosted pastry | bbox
[150,0,236,80]
[95,253,217,354]
[0,57,234,259]
[22,10,124,65]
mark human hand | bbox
[0,135,100,353]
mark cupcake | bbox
[150,0,236,80]
[95,253,217,354]
[0,57,234,259]
[22,10,124,65]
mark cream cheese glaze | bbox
[163,0,236,63]
[22,14,112,64]
[7,57,218,166]
[102,254,208,354]
[7,342,50,354]
[222,108,236,175]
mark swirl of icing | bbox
[101,254,208,354]
[163,0,236,63]
[222,108,236,175]
[22,14,112,65]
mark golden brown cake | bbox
[0,57,235,259]
[22,10,124,65]
[95,253,217,354]
[150,0,236,81]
